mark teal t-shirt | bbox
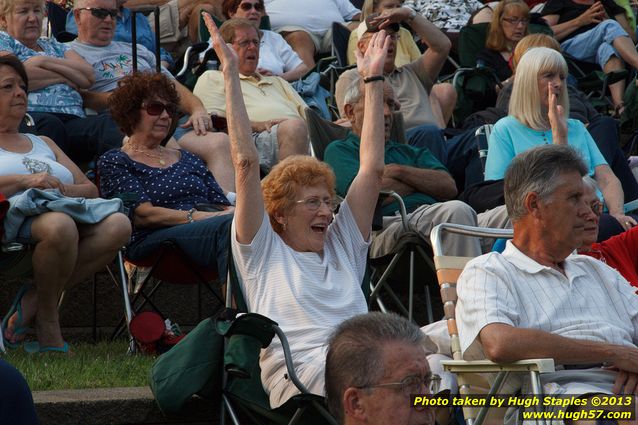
[324,132,449,215]
[485,116,607,180]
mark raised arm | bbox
[370,7,451,82]
[344,31,390,239]
[203,12,263,244]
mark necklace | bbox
[126,142,166,165]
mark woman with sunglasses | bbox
[98,71,234,280]
[579,176,638,291]
[476,0,529,84]
[208,0,309,82]
[0,55,131,354]
[0,0,130,162]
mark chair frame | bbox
[430,223,554,425]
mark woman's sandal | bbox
[23,341,70,354]
[1,284,32,349]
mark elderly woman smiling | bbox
[203,11,388,407]
[98,72,234,277]
[0,0,123,161]
[0,55,131,353]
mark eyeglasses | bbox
[142,101,178,116]
[359,374,441,398]
[238,2,264,12]
[296,197,339,212]
[77,7,118,19]
[234,38,261,48]
[501,17,529,25]
[590,201,603,217]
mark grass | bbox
[2,340,157,391]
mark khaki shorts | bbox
[276,25,333,54]
[252,124,280,173]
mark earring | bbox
[282,222,287,231]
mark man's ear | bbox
[524,192,542,218]
[343,387,367,421]
[344,103,355,123]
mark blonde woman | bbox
[485,47,636,233]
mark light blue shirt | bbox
[0,32,85,117]
[485,115,607,180]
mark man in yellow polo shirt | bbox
[193,18,310,173]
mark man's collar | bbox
[502,241,588,280]
[239,72,272,85]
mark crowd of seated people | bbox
[3,0,638,423]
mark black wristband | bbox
[363,75,385,84]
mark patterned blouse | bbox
[0,32,85,117]
[98,149,230,245]
[404,0,484,32]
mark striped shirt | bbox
[231,200,369,404]
[457,241,638,361]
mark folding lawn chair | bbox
[430,223,555,425]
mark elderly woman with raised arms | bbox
[202,10,389,407]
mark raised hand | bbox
[368,7,412,28]
[354,30,390,78]
[202,11,238,72]
[548,82,567,145]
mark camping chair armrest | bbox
[379,190,409,231]
[176,42,209,79]
[441,359,555,374]
[272,325,311,394]
[1,242,25,253]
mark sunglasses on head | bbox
[238,2,264,11]
[78,7,118,19]
[142,101,178,116]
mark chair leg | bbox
[92,274,97,342]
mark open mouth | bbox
[311,223,327,234]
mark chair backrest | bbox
[429,223,513,360]
[306,107,406,160]
[331,22,352,68]
[46,2,77,42]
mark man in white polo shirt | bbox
[457,145,638,424]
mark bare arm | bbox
[344,32,390,238]
[280,63,310,82]
[23,52,95,91]
[44,136,98,198]
[480,323,638,373]
[595,164,637,229]
[133,201,233,228]
[370,7,451,82]
[175,80,213,136]
[383,163,457,200]
[544,3,606,41]
[79,90,112,112]
[203,13,263,244]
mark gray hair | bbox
[582,175,598,193]
[342,72,364,107]
[504,145,588,221]
[325,312,426,424]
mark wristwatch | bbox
[406,8,417,22]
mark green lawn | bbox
[2,340,157,391]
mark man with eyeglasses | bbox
[325,73,510,259]
[325,312,437,425]
[69,0,236,195]
[457,145,638,425]
[193,18,310,174]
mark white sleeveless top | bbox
[0,134,74,196]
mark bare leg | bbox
[277,118,310,160]
[66,213,131,288]
[282,30,317,69]
[29,213,79,349]
[174,131,236,193]
[612,36,638,70]
[430,83,457,128]
[603,56,626,109]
